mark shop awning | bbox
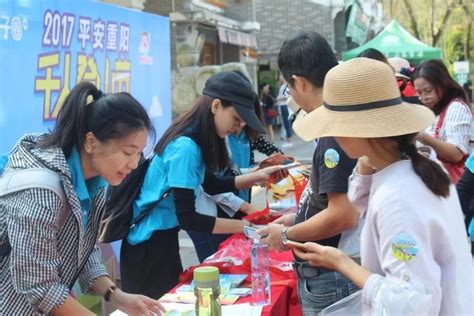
[218,27,257,49]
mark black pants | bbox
[120,227,183,299]
[456,168,474,253]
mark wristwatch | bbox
[281,226,289,245]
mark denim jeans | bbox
[295,263,359,315]
[279,105,293,139]
[186,230,230,263]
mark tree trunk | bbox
[432,2,457,46]
[461,3,472,60]
[431,0,435,43]
[402,0,420,39]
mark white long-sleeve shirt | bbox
[348,159,473,315]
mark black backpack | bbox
[98,156,170,243]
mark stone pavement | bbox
[179,128,314,269]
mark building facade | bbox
[101,0,384,114]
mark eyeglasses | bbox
[283,84,291,97]
[288,108,301,125]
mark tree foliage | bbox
[380,0,473,66]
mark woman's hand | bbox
[357,156,375,175]
[254,165,287,185]
[293,242,372,289]
[235,165,286,189]
[111,289,165,316]
[416,132,432,145]
[291,242,349,271]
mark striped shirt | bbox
[425,100,472,154]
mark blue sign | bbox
[0,0,171,153]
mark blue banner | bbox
[0,0,171,153]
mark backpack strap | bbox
[0,168,71,258]
[0,168,70,227]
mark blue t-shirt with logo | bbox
[227,132,251,169]
[128,136,205,245]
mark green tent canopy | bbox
[343,20,442,63]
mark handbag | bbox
[98,156,170,243]
[433,99,468,184]
[266,108,277,118]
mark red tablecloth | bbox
[176,234,303,316]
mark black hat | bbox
[202,72,266,134]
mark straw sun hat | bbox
[293,58,434,141]
[388,57,411,80]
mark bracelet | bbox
[104,285,117,302]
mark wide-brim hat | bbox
[293,58,434,140]
[388,57,411,80]
[203,71,266,134]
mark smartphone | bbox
[286,240,307,251]
[244,226,261,240]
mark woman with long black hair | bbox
[0,82,163,315]
[120,72,284,299]
[413,59,472,183]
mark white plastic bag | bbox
[320,291,363,315]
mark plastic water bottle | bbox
[250,239,271,306]
[194,266,222,316]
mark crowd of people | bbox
[0,30,473,316]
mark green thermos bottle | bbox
[193,266,222,316]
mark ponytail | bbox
[395,134,450,198]
[40,82,152,157]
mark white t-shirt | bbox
[276,84,288,107]
[425,100,472,154]
[348,160,472,315]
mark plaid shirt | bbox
[0,134,108,315]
